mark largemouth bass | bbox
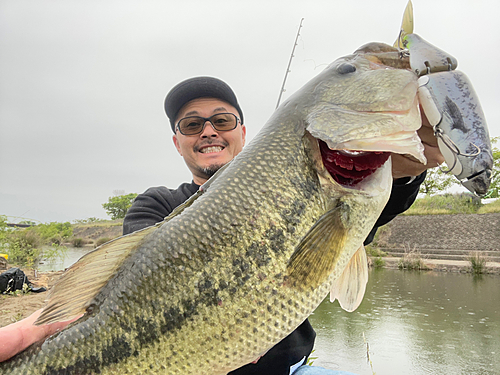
[1,43,425,374]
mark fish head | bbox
[285,42,426,189]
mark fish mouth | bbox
[319,140,390,186]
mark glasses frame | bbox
[175,112,241,136]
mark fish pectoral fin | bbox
[286,206,348,290]
[330,245,368,312]
[35,225,157,325]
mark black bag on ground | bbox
[0,267,27,293]
[0,267,46,294]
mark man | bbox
[0,77,444,372]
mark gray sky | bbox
[1,0,499,223]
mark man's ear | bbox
[241,124,247,147]
[172,134,183,156]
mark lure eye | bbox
[337,63,356,74]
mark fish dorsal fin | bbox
[166,188,204,221]
[393,0,414,48]
[165,161,232,221]
[287,205,349,289]
[330,245,369,312]
[35,225,157,325]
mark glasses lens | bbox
[178,117,205,135]
[210,113,237,131]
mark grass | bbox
[404,193,488,215]
[477,198,500,214]
[366,246,387,258]
[366,246,387,268]
[467,252,488,274]
[398,244,429,270]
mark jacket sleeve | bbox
[363,171,426,245]
[122,187,174,235]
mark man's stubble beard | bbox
[199,163,225,179]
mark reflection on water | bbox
[309,269,500,375]
[38,246,93,272]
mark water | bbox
[309,268,500,374]
[37,246,93,272]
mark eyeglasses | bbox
[176,113,240,136]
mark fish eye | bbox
[337,63,356,74]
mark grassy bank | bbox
[404,194,500,215]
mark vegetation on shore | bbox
[404,194,500,215]
[397,245,429,270]
[0,216,123,268]
[468,252,488,275]
[0,216,70,267]
[1,193,498,271]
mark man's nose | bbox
[200,120,218,138]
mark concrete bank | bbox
[381,256,500,275]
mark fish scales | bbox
[1,42,423,374]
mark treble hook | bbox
[434,128,481,174]
[397,30,410,59]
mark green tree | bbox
[0,215,10,248]
[419,167,457,195]
[102,193,138,220]
[487,137,499,198]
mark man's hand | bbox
[0,309,79,362]
[392,112,446,179]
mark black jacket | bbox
[123,173,425,374]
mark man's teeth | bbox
[200,146,224,154]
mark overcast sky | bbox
[1,0,499,223]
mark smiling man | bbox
[122,77,247,235]
[171,97,246,185]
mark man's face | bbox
[172,97,246,185]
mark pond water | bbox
[37,246,94,272]
[309,268,500,375]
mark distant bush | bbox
[0,217,71,267]
[372,256,385,268]
[72,238,84,247]
[6,230,42,267]
[36,222,73,245]
[468,252,487,274]
[398,244,429,270]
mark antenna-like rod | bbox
[276,18,304,109]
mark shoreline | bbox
[380,256,500,275]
